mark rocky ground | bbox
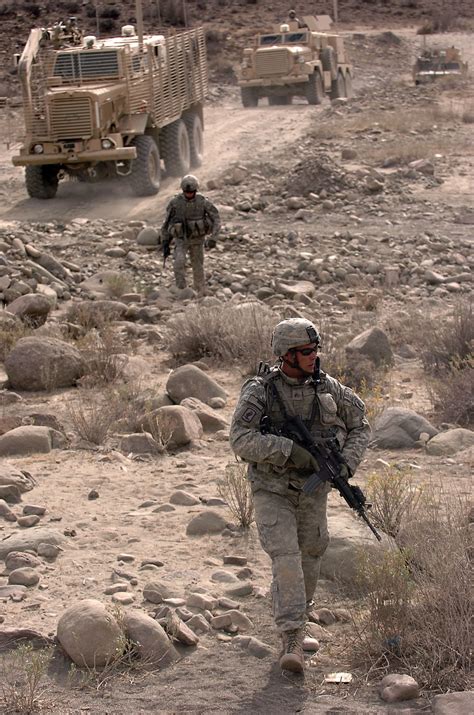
[0,11,473,715]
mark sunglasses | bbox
[295,346,318,356]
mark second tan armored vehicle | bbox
[413,46,468,85]
[238,15,352,107]
[12,16,208,198]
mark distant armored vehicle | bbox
[413,46,468,85]
[238,15,352,107]
[13,15,207,198]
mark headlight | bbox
[32,144,44,154]
[297,55,305,64]
[101,138,114,150]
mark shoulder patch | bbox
[241,406,258,423]
[343,387,365,412]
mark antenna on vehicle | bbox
[136,0,144,53]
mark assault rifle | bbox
[260,414,381,542]
[162,239,171,268]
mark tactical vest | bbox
[168,194,212,241]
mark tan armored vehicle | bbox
[238,15,352,107]
[12,15,207,198]
[413,46,468,85]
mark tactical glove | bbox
[339,464,351,480]
[162,240,171,259]
[205,237,217,250]
[289,443,320,472]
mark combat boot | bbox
[279,628,305,673]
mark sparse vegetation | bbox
[218,462,255,528]
[104,273,134,299]
[168,302,276,374]
[428,359,474,426]
[366,465,425,538]
[0,319,29,360]
[66,386,121,445]
[0,644,53,714]
[78,328,127,386]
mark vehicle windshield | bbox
[259,32,308,46]
[259,34,282,46]
[53,50,120,80]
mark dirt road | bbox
[0,98,315,224]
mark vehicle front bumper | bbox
[12,147,137,167]
[238,75,308,88]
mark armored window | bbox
[284,32,308,43]
[53,50,120,80]
[259,35,282,46]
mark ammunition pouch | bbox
[186,218,208,238]
[169,222,185,239]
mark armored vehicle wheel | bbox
[321,47,338,80]
[268,96,291,105]
[330,71,346,100]
[25,165,59,199]
[185,112,204,168]
[305,72,324,105]
[161,119,191,176]
[344,72,353,99]
[241,86,258,108]
[129,135,161,196]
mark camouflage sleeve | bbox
[326,376,371,474]
[229,378,293,466]
[204,198,221,239]
[160,199,175,241]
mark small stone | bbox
[303,637,320,652]
[17,515,40,528]
[143,580,170,604]
[169,490,200,506]
[88,489,99,500]
[186,592,218,611]
[211,570,238,584]
[224,582,253,598]
[117,553,134,563]
[379,674,420,703]
[5,551,41,571]
[186,614,210,633]
[223,555,247,566]
[112,592,135,605]
[22,505,47,517]
[141,558,164,568]
[37,543,61,559]
[104,583,129,595]
[0,499,17,522]
[310,607,336,626]
[8,567,40,587]
[218,597,240,610]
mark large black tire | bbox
[330,71,346,100]
[268,96,291,105]
[344,72,353,99]
[305,71,324,105]
[25,165,59,199]
[160,119,191,177]
[241,86,258,108]
[184,112,204,168]
[129,135,161,196]
[321,47,338,80]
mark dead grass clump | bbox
[352,489,472,691]
[104,274,133,299]
[218,462,254,529]
[420,300,473,374]
[67,303,114,332]
[66,386,121,445]
[78,328,127,386]
[366,465,425,539]
[0,320,29,361]
[0,644,53,714]
[167,302,276,374]
[428,360,474,426]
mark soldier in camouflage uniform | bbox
[229,318,370,673]
[161,175,220,296]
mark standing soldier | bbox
[229,318,370,673]
[160,175,220,296]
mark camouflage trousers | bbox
[252,486,330,632]
[173,239,205,294]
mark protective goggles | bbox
[294,346,318,356]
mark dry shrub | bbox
[366,465,425,539]
[0,644,53,714]
[160,0,186,26]
[78,328,127,386]
[66,386,121,445]
[167,302,276,374]
[0,320,29,361]
[218,462,254,529]
[417,10,459,34]
[352,487,472,690]
[67,303,115,332]
[428,360,474,426]
[104,274,133,299]
[420,300,473,374]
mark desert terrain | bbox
[0,2,473,714]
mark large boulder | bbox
[321,503,392,583]
[152,405,203,447]
[78,270,127,298]
[426,428,474,456]
[7,294,53,327]
[371,408,438,449]
[0,426,56,457]
[57,599,125,668]
[346,327,394,367]
[5,337,85,391]
[186,510,228,536]
[432,692,474,715]
[180,397,229,432]
[0,464,35,496]
[166,365,227,406]
[123,611,178,666]
[0,527,66,559]
[136,227,159,246]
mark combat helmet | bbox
[181,174,199,192]
[271,318,320,357]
